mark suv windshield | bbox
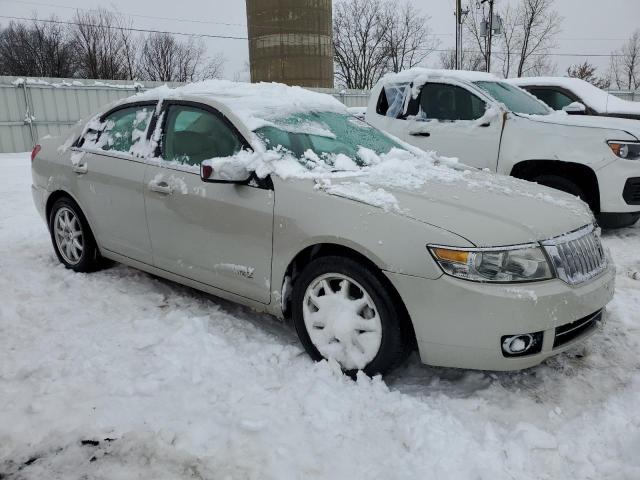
[474,81,550,115]
[255,112,405,166]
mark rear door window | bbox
[83,105,155,154]
[162,105,245,166]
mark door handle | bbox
[72,163,88,174]
[410,131,431,137]
[148,180,173,195]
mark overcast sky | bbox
[1,0,639,82]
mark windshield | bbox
[474,81,550,115]
[254,111,405,167]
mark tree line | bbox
[0,9,225,81]
[334,0,640,91]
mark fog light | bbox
[501,332,543,357]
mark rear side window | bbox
[528,88,575,111]
[163,105,244,166]
[377,83,411,118]
[83,105,154,154]
[419,83,486,121]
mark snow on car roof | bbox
[508,77,640,115]
[131,79,348,130]
[379,68,499,86]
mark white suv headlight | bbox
[608,141,640,160]
[428,244,554,283]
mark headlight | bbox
[608,141,640,160]
[428,244,554,283]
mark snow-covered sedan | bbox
[509,76,640,121]
[366,69,640,229]
[31,80,614,375]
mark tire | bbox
[596,212,640,229]
[291,256,409,376]
[48,197,103,272]
[533,174,590,206]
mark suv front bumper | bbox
[385,264,615,371]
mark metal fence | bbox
[0,75,636,154]
[0,76,370,153]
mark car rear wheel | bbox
[49,197,103,272]
[292,256,408,376]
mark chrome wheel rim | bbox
[53,207,84,265]
[303,273,382,371]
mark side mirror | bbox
[200,159,252,184]
[562,102,587,115]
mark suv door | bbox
[143,102,275,304]
[401,82,503,170]
[71,102,156,263]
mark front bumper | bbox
[385,264,615,371]
[596,158,640,213]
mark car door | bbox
[401,82,503,171]
[71,102,156,264]
[143,101,275,304]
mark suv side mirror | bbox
[201,159,252,184]
[563,102,587,115]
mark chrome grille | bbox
[541,225,607,285]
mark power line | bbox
[0,14,249,40]
[0,0,248,29]
[0,14,629,58]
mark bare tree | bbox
[0,17,76,77]
[567,60,610,89]
[514,0,560,77]
[463,0,560,77]
[139,33,224,82]
[71,9,137,80]
[439,48,485,71]
[383,1,439,74]
[610,30,640,90]
[333,0,390,89]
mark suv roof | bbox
[377,68,499,87]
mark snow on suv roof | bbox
[508,76,640,116]
[379,68,499,86]
[131,79,348,130]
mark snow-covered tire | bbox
[292,256,408,376]
[49,197,103,273]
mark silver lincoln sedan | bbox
[31,80,615,375]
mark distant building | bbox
[246,0,334,88]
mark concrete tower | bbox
[246,0,334,88]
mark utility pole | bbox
[455,0,462,69]
[486,0,494,73]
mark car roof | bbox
[117,79,348,131]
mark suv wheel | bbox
[534,174,589,205]
[292,256,408,376]
[49,197,103,272]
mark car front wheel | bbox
[49,197,103,272]
[292,256,408,376]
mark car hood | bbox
[517,112,640,139]
[317,169,594,247]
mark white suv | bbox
[366,69,640,228]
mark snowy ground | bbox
[0,152,639,480]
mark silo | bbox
[246,0,334,88]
